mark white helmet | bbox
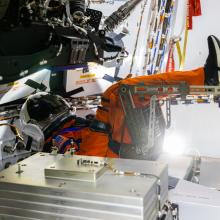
[20,92,75,152]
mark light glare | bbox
[163,133,186,155]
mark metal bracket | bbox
[147,95,156,150]
[118,82,220,158]
[119,85,148,149]
[119,85,158,155]
[166,97,171,128]
[70,38,89,64]
[189,85,220,95]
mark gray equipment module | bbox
[0,153,168,220]
[0,113,30,171]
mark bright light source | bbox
[163,133,186,155]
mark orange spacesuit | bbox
[77,67,205,158]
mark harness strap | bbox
[108,137,132,155]
[89,119,111,134]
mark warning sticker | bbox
[80,74,96,79]
[76,78,97,85]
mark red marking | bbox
[136,87,146,91]
[168,87,174,93]
[158,87,163,92]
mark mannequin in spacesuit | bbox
[23,35,220,159]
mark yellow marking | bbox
[7,81,19,86]
[80,74,96,78]
[0,82,21,95]
[197,99,206,103]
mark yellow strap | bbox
[174,15,189,71]
[175,41,182,66]
[179,19,189,70]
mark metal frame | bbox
[118,82,220,158]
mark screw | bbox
[58,182,66,187]
[16,164,23,174]
[130,188,136,193]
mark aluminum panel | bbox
[200,157,220,189]
[0,153,168,220]
[45,156,108,182]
